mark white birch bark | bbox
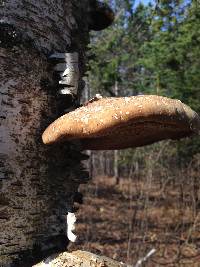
[0,1,90,266]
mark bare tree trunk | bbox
[82,79,94,177]
[114,80,119,184]
[0,1,90,266]
[114,150,119,183]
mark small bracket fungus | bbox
[88,1,115,31]
[65,192,84,242]
[49,52,79,97]
[42,95,200,150]
[67,212,77,242]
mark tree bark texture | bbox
[0,1,90,266]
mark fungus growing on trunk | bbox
[88,1,115,31]
[42,95,200,150]
[67,212,77,242]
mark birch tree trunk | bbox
[0,1,90,266]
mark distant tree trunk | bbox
[114,80,119,184]
[83,78,94,177]
[114,150,119,183]
[0,1,90,266]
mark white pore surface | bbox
[67,212,77,242]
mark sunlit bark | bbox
[0,1,89,266]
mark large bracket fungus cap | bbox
[42,95,200,150]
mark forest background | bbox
[86,0,200,179]
[72,0,200,266]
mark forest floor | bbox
[69,175,200,267]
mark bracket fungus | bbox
[49,52,79,97]
[67,212,77,242]
[42,95,200,150]
[88,1,115,31]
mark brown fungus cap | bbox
[42,95,200,150]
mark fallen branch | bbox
[134,249,156,267]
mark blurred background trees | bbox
[72,2,200,264]
[86,0,200,177]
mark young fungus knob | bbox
[88,1,115,31]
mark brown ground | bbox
[69,175,200,267]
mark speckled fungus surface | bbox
[42,95,200,150]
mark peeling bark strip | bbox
[0,0,90,266]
